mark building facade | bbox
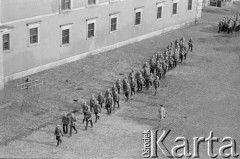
[0,0,202,89]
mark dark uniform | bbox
[112,84,117,95]
[62,113,69,134]
[69,114,77,136]
[97,92,104,110]
[54,125,63,147]
[125,83,130,101]
[85,111,93,130]
[116,79,121,94]
[122,77,128,92]
[153,77,160,95]
[82,102,89,123]
[105,89,112,98]
[90,96,96,112]
[93,103,101,123]
[137,74,144,92]
[188,38,193,52]
[112,91,120,110]
[130,79,136,96]
[105,96,113,114]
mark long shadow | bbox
[19,139,56,147]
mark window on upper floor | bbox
[61,0,71,10]
[188,0,193,10]
[88,0,97,5]
[172,2,178,15]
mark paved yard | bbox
[0,3,240,159]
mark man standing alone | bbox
[158,105,166,122]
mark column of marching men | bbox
[54,36,194,147]
[218,14,240,34]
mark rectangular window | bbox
[111,18,117,32]
[60,24,71,46]
[172,2,178,15]
[110,14,119,32]
[62,29,70,45]
[27,23,40,46]
[135,12,141,25]
[157,6,162,19]
[88,0,96,5]
[3,33,10,51]
[61,0,71,10]
[188,0,192,10]
[135,8,143,25]
[30,28,38,44]
[88,23,95,38]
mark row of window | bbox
[60,0,193,12]
[2,0,193,51]
[61,0,121,10]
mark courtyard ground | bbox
[0,3,240,159]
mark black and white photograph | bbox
[0,0,240,158]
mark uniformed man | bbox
[188,38,193,52]
[54,124,63,147]
[90,94,96,112]
[105,88,112,99]
[97,92,104,110]
[158,105,166,122]
[125,82,130,101]
[137,73,144,92]
[112,84,117,95]
[183,45,188,60]
[105,95,113,114]
[180,37,185,43]
[218,20,223,33]
[85,110,93,130]
[153,76,160,95]
[122,76,128,93]
[130,78,136,96]
[69,113,77,137]
[82,102,89,124]
[112,91,120,110]
[179,48,183,63]
[129,69,135,81]
[116,79,121,94]
[93,101,101,123]
[62,113,69,134]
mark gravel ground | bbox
[0,3,240,159]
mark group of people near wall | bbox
[54,36,194,147]
[218,14,240,34]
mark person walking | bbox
[62,113,69,135]
[69,113,77,137]
[85,110,93,130]
[54,125,63,147]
